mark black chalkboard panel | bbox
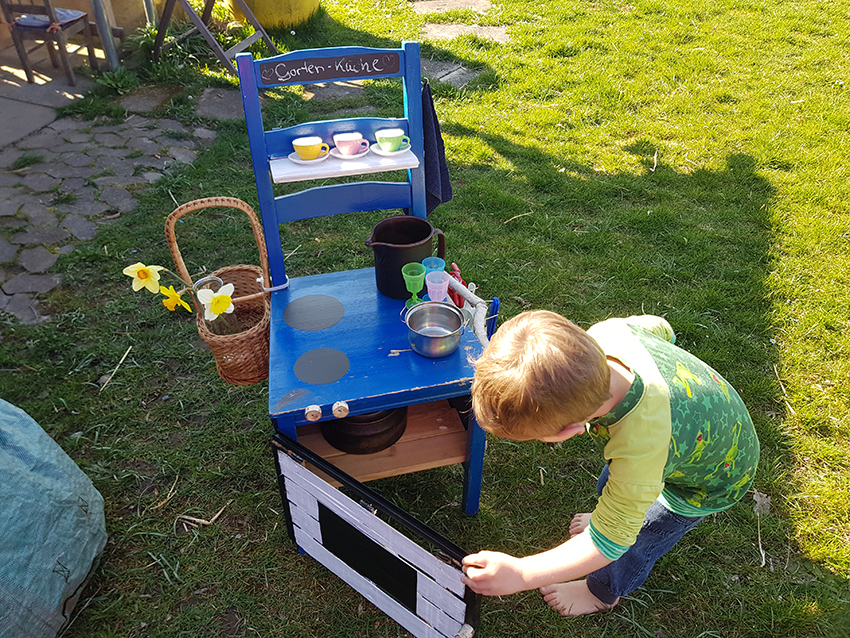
[259,51,401,85]
[319,502,418,614]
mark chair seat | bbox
[15,7,84,28]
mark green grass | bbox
[3,0,850,636]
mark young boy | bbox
[461,311,759,616]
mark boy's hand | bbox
[461,551,527,596]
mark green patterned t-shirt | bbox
[583,316,759,560]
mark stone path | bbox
[0,115,217,324]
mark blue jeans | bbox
[585,465,704,605]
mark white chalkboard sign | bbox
[259,51,401,85]
[273,435,478,638]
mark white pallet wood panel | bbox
[415,578,465,638]
[288,493,466,625]
[280,450,466,597]
[295,531,457,638]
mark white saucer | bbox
[370,145,412,157]
[329,147,371,160]
[288,151,330,165]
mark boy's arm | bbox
[461,531,611,596]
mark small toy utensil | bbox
[447,262,466,307]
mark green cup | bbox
[375,128,411,152]
[401,262,426,308]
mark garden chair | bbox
[0,0,97,86]
[153,0,277,75]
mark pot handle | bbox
[400,306,410,322]
[432,228,446,259]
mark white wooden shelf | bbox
[270,148,420,183]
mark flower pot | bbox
[227,0,319,29]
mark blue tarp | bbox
[0,398,107,638]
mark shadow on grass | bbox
[368,125,850,635]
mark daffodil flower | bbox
[197,282,235,322]
[123,262,165,293]
[160,285,192,312]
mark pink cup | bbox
[333,133,370,156]
[425,271,451,302]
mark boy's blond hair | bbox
[471,310,610,440]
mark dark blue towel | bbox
[421,80,452,215]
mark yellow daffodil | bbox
[196,282,235,322]
[123,262,165,293]
[160,285,192,312]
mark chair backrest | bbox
[2,0,60,24]
[235,42,426,286]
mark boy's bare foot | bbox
[569,512,592,536]
[539,580,618,617]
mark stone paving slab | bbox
[422,23,509,43]
[19,246,59,273]
[422,59,480,88]
[196,88,246,120]
[0,97,57,148]
[61,215,98,241]
[411,0,492,13]
[303,81,364,101]
[0,237,17,263]
[2,272,62,294]
[3,292,45,324]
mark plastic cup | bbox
[422,256,446,276]
[401,262,426,308]
[425,270,450,303]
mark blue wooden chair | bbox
[236,42,488,515]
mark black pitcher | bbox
[365,216,446,299]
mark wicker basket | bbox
[165,197,271,385]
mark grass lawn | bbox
[2,0,849,636]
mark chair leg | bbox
[54,32,77,86]
[230,0,278,55]
[9,31,35,83]
[177,0,236,74]
[153,0,179,62]
[46,38,60,69]
[82,18,98,72]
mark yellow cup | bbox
[292,136,330,160]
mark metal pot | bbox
[402,301,466,358]
[320,407,408,454]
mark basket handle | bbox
[165,197,272,293]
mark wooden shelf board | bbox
[297,400,467,485]
[270,148,419,183]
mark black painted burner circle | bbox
[293,348,350,385]
[283,294,344,331]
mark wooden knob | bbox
[304,405,322,421]
[332,401,350,418]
